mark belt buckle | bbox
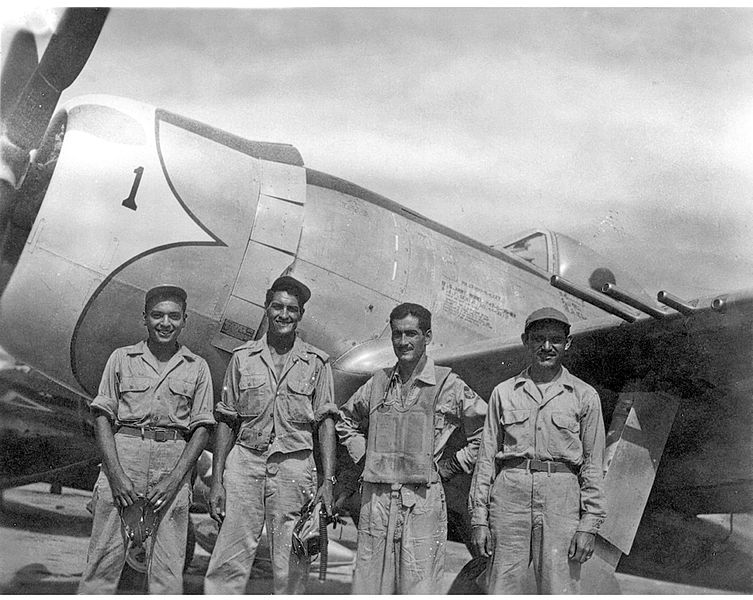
[154,430,169,442]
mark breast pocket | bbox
[284,377,316,423]
[237,374,267,417]
[549,411,581,457]
[501,409,532,453]
[117,376,151,422]
[168,378,194,425]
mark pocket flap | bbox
[551,412,578,432]
[119,377,150,393]
[239,374,266,390]
[501,409,530,425]
[168,379,192,397]
[287,378,315,395]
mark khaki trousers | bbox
[78,434,191,594]
[352,480,446,595]
[487,467,582,594]
[203,446,317,594]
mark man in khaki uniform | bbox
[469,307,606,594]
[79,285,214,594]
[204,276,337,594]
[337,302,487,594]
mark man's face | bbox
[144,299,186,346]
[391,315,431,365]
[266,290,303,337]
[522,320,572,371]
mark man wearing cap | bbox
[204,275,338,595]
[79,285,215,594]
[336,302,487,594]
[469,307,606,594]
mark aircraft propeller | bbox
[1,30,39,125]
[0,8,109,291]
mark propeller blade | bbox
[1,8,108,293]
[5,7,109,151]
[1,30,39,123]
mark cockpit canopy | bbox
[494,228,655,306]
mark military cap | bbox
[524,306,570,331]
[145,284,187,309]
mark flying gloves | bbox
[437,454,463,481]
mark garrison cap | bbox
[524,307,570,331]
[269,275,311,305]
[145,285,187,309]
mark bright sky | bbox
[4,6,753,300]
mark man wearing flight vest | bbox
[336,302,487,594]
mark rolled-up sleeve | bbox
[452,378,487,474]
[188,359,216,431]
[335,379,373,466]
[312,360,338,422]
[90,350,120,422]
[468,385,502,527]
[577,388,607,533]
[214,353,241,422]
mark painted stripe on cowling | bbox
[69,110,228,395]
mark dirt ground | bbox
[0,483,744,594]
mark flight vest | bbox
[361,365,452,485]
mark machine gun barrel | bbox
[550,276,637,322]
[601,283,667,319]
[657,291,699,315]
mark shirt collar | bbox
[513,365,574,391]
[392,354,436,385]
[125,339,196,361]
[242,335,311,361]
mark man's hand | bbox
[146,473,181,513]
[109,470,139,509]
[568,531,596,563]
[208,482,227,524]
[314,480,335,517]
[470,524,493,558]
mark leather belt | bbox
[498,458,576,474]
[117,425,186,442]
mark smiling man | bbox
[336,302,486,594]
[79,285,214,594]
[469,307,607,594]
[204,275,337,595]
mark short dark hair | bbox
[390,302,432,334]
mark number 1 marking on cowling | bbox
[122,167,144,210]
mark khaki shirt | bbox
[469,366,607,533]
[90,340,215,432]
[214,337,337,454]
[337,356,487,474]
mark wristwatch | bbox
[325,474,337,485]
